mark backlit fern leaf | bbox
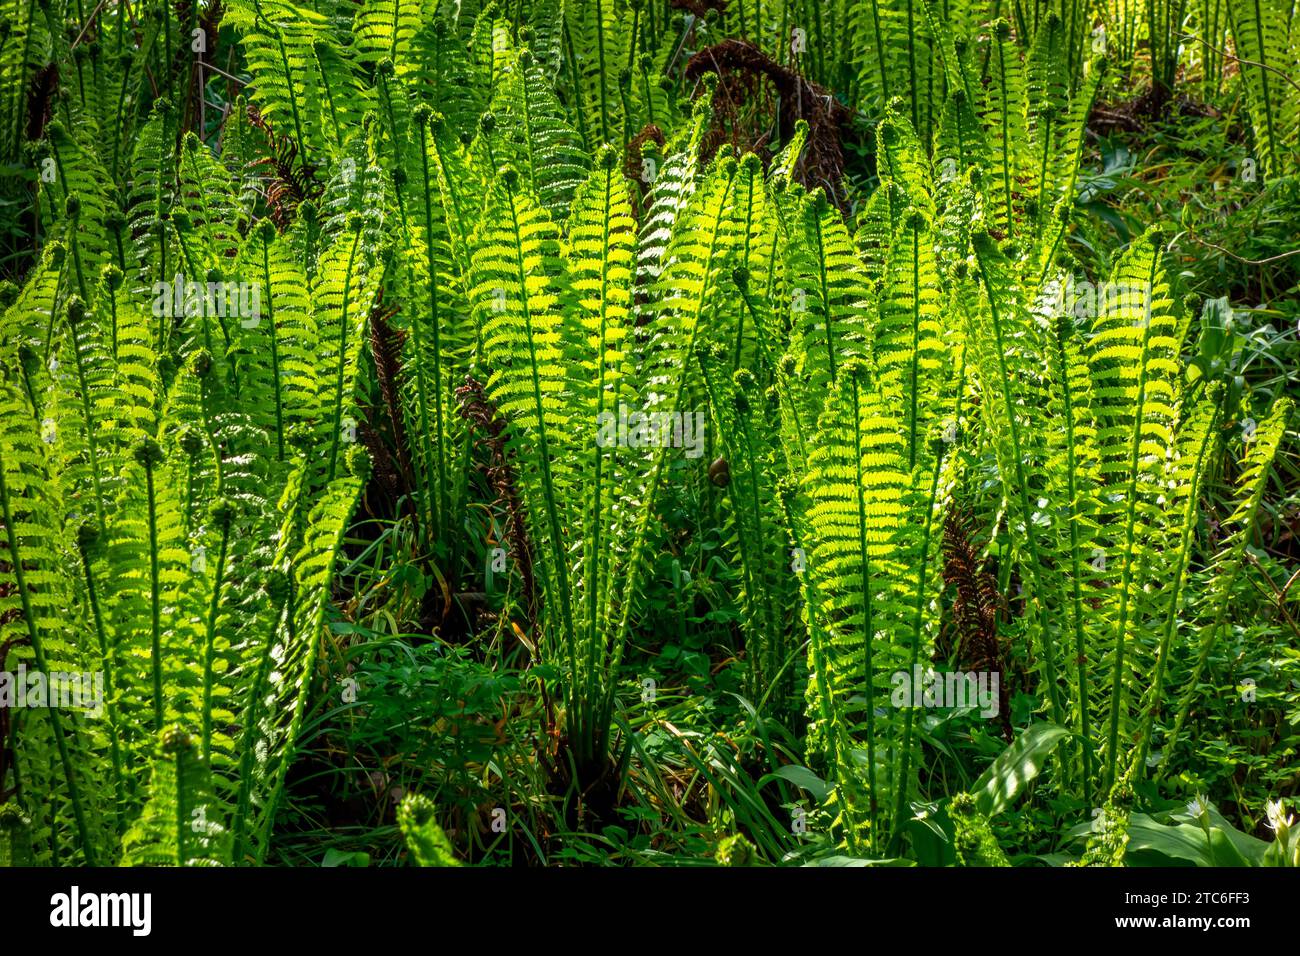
[471,172,576,650]
[120,729,231,866]
[773,181,870,425]
[486,46,590,217]
[1226,0,1300,176]
[1163,397,1294,768]
[872,208,949,466]
[1083,235,1181,789]
[796,363,913,851]
[353,0,427,73]
[237,467,364,862]
[234,224,322,462]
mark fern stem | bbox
[67,320,109,535]
[594,0,612,143]
[313,50,344,150]
[77,540,128,829]
[890,452,945,850]
[847,374,882,850]
[867,0,892,104]
[68,222,89,301]
[199,522,231,763]
[994,37,1015,241]
[812,213,836,383]
[582,170,616,722]
[1050,316,1095,802]
[107,292,119,359]
[416,127,452,547]
[906,222,922,468]
[562,19,591,149]
[144,459,164,734]
[907,0,919,135]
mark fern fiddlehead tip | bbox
[191,349,214,379]
[134,438,165,469]
[160,727,194,755]
[76,520,101,557]
[346,445,372,482]
[66,294,87,326]
[178,425,205,458]
[209,498,238,531]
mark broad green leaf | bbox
[972,723,1072,817]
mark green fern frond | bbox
[1226,0,1300,177]
[120,728,231,866]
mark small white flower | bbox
[1187,794,1210,818]
[1265,799,1295,832]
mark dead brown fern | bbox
[942,510,1013,740]
[684,39,850,208]
[245,104,323,230]
[455,375,537,628]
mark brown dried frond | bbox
[684,39,851,207]
[942,510,1012,740]
[358,417,401,500]
[455,376,536,625]
[245,104,324,231]
[369,294,415,498]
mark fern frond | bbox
[120,728,231,866]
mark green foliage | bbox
[0,0,1294,872]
